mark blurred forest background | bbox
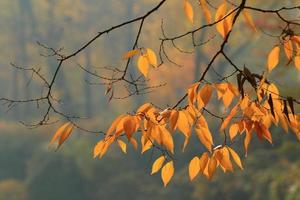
[0,0,299,199]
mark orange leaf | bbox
[50,122,74,149]
[123,49,140,59]
[198,84,213,109]
[267,46,280,72]
[220,103,239,131]
[199,0,212,23]
[188,83,200,106]
[229,123,239,140]
[228,147,243,169]
[207,156,217,180]
[137,55,149,77]
[161,161,174,187]
[242,10,257,32]
[195,126,213,152]
[146,48,158,67]
[184,0,194,23]
[215,3,227,38]
[189,156,200,181]
[117,139,127,154]
[295,55,300,70]
[177,111,191,137]
[169,110,179,131]
[123,116,137,140]
[151,156,165,174]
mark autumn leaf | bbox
[189,156,200,181]
[267,46,280,72]
[117,139,127,154]
[228,147,243,169]
[215,3,227,38]
[229,123,239,140]
[283,40,293,62]
[207,156,217,180]
[184,0,194,23]
[146,48,158,67]
[242,10,257,32]
[151,156,165,174]
[199,0,212,23]
[123,49,140,59]
[161,161,174,187]
[50,122,74,149]
[137,55,149,77]
[123,116,137,140]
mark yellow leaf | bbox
[106,115,126,139]
[198,84,213,109]
[195,126,213,152]
[267,46,280,72]
[50,122,74,149]
[137,103,152,114]
[146,48,158,67]
[222,89,234,108]
[244,130,252,157]
[218,148,233,172]
[93,140,105,158]
[117,139,127,154]
[184,0,194,23]
[137,55,149,77]
[220,103,239,131]
[242,10,257,32]
[159,126,174,154]
[123,49,140,59]
[123,116,137,140]
[295,55,300,70]
[208,156,217,180]
[283,40,293,61]
[141,133,152,154]
[188,83,200,106]
[199,152,209,173]
[199,0,212,23]
[189,156,200,181]
[229,123,239,140]
[177,111,191,137]
[151,156,166,175]
[228,147,243,169]
[161,161,174,187]
[215,3,227,38]
[169,110,179,131]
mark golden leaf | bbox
[177,111,191,137]
[215,3,227,38]
[228,147,243,169]
[220,103,239,131]
[159,126,174,154]
[218,148,233,172]
[184,0,194,23]
[229,123,239,140]
[199,0,212,23]
[199,152,209,173]
[242,10,257,32]
[169,110,179,131]
[117,139,127,154]
[123,116,137,140]
[130,137,138,150]
[195,126,213,152]
[189,156,200,181]
[123,49,140,59]
[295,55,300,70]
[161,161,174,187]
[146,48,158,67]
[93,140,105,158]
[188,83,200,106]
[50,122,74,149]
[198,84,213,109]
[207,156,217,180]
[137,55,149,77]
[267,46,280,72]
[151,156,165,174]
